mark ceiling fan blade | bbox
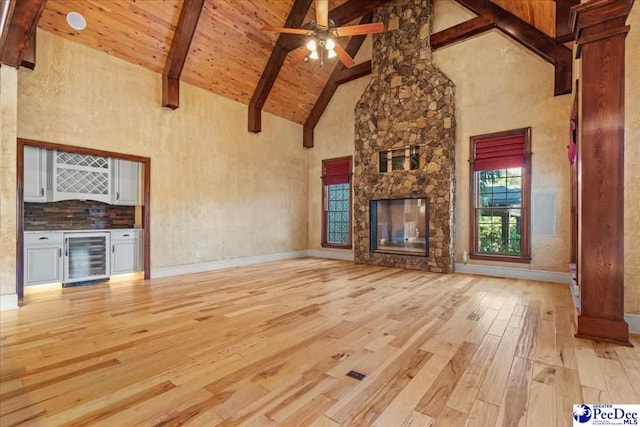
[333,43,355,68]
[261,26,314,35]
[316,0,329,28]
[331,22,385,37]
[290,47,311,65]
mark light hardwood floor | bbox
[1,259,639,426]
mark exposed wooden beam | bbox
[20,31,36,70]
[303,15,372,148]
[554,63,572,97]
[555,0,580,43]
[248,0,314,133]
[335,60,371,85]
[454,0,573,95]
[249,0,389,133]
[0,0,45,68]
[162,0,205,109]
[430,15,495,50]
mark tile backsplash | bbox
[24,200,136,230]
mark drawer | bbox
[24,232,63,246]
[111,230,140,241]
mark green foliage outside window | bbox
[477,169,522,255]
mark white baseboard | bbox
[569,278,580,312]
[151,250,309,279]
[454,262,571,284]
[0,294,19,311]
[306,249,354,261]
[626,314,640,335]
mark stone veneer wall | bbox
[353,0,455,273]
[24,201,135,230]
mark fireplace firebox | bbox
[370,198,428,257]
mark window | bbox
[379,146,420,172]
[322,156,352,248]
[469,128,531,262]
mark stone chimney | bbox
[353,0,455,273]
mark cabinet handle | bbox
[58,248,62,258]
[116,192,120,200]
[40,188,44,197]
[123,234,130,237]
[64,238,68,257]
[38,237,49,240]
[112,245,115,253]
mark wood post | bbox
[571,0,633,346]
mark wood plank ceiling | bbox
[37,0,558,125]
[492,0,556,38]
[39,0,352,124]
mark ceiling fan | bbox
[262,0,385,67]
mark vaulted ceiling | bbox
[39,0,355,124]
[34,0,559,125]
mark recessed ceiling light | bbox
[66,12,86,31]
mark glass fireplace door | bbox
[63,232,110,284]
[370,198,428,256]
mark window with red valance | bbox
[469,128,532,262]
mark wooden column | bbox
[571,0,633,346]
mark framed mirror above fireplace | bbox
[370,198,428,257]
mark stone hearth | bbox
[353,0,455,273]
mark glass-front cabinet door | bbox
[63,232,110,284]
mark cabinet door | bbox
[112,159,139,205]
[25,246,63,285]
[111,241,138,275]
[53,151,111,203]
[24,146,47,202]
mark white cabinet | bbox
[111,230,142,275]
[111,159,139,206]
[23,146,48,202]
[24,232,63,286]
[52,150,111,203]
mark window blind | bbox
[323,157,351,185]
[473,133,526,172]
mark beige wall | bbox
[310,0,572,270]
[432,0,571,272]
[625,6,640,314]
[1,67,19,297]
[0,30,308,296]
[307,37,372,254]
[307,79,370,253]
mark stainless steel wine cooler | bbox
[63,232,111,285]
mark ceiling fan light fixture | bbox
[325,38,336,50]
[327,49,336,59]
[309,50,319,60]
[306,39,317,51]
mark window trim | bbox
[321,156,353,249]
[469,128,532,263]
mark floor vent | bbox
[346,370,366,381]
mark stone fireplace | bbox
[353,0,455,273]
